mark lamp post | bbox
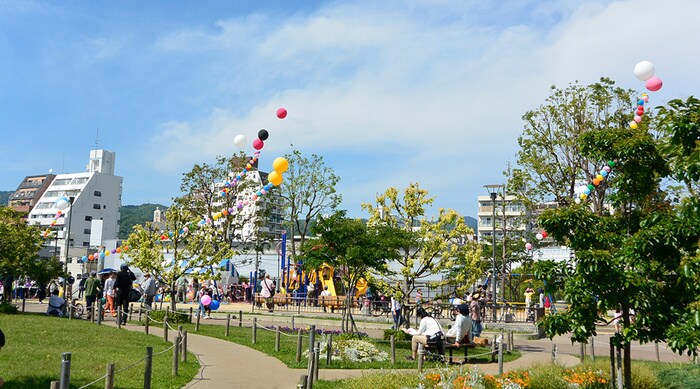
[484,184,503,322]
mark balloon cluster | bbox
[573,160,617,204]
[630,61,663,130]
[525,231,548,250]
[202,108,290,225]
[42,196,71,238]
[42,210,63,238]
[79,246,127,263]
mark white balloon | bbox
[633,61,655,81]
[233,134,247,148]
[536,233,543,240]
[55,196,70,211]
[574,197,582,204]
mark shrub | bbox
[149,309,190,324]
[334,331,369,341]
[0,302,19,314]
[527,363,568,389]
[581,360,658,389]
[657,364,700,389]
[383,328,411,341]
[306,335,388,363]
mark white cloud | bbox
[145,0,700,216]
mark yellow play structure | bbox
[281,263,367,297]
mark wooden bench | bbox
[319,295,346,310]
[443,342,476,363]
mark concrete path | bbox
[18,300,690,388]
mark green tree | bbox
[301,211,404,332]
[280,149,341,263]
[0,207,43,301]
[362,183,482,307]
[123,204,235,311]
[517,78,636,212]
[530,95,700,388]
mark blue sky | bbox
[1,0,698,219]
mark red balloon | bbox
[541,231,548,238]
[276,107,287,119]
[645,76,663,92]
[253,139,264,150]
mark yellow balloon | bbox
[596,174,603,181]
[630,122,638,129]
[268,171,283,186]
[105,251,110,257]
[272,157,289,173]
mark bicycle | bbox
[70,299,84,318]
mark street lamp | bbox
[55,196,75,294]
[484,184,503,322]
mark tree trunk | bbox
[170,281,177,312]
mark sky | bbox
[1,0,698,219]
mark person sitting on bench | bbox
[446,304,472,346]
[402,307,444,360]
[47,289,66,317]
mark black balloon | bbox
[258,129,269,141]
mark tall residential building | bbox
[8,173,56,215]
[27,149,123,264]
[477,193,529,243]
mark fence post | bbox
[292,314,295,329]
[129,304,133,321]
[616,346,623,389]
[173,334,180,376]
[104,362,115,389]
[226,313,231,337]
[164,316,169,342]
[498,339,504,375]
[326,334,333,365]
[144,346,153,389]
[59,352,71,389]
[189,307,193,324]
[97,303,103,325]
[116,307,121,329]
[309,325,316,353]
[314,341,320,382]
[237,310,241,327]
[417,343,425,372]
[609,340,615,389]
[390,335,396,365]
[296,329,303,362]
[580,342,585,363]
[145,315,150,334]
[590,337,595,361]
[276,326,281,351]
[306,345,315,389]
[551,344,558,364]
[195,311,201,332]
[655,341,660,362]
[22,297,26,312]
[90,302,96,323]
[252,317,257,344]
[182,330,188,363]
[50,381,59,389]
[299,375,308,389]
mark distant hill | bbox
[464,216,478,232]
[0,191,12,206]
[119,204,167,239]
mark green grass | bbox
[0,313,198,389]
[162,320,520,369]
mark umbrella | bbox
[97,268,117,275]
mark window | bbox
[93,204,101,209]
[93,190,101,197]
[84,216,92,221]
[83,229,91,234]
[73,178,89,184]
[52,179,71,186]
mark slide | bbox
[355,278,368,297]
[319,264,337,296]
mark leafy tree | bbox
[517,78,636,212]
[179,153,270,269]
[123,204,235,311]
[301,211,404,332]
[362,183,482,307]
[280,149,341,263]
[0,207,44,300]
[530,95,700,388]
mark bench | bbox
[443,342,476,363]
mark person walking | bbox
[261,274,276,313]
[467,294,482,338]
[176,275,188,304]
[83,271,102,317]
[115,264,136,325]
[391,294,403,329]
[141,273,156,311]
[103,272,116,317]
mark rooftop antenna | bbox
[93,127,100,150]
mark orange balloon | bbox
[592,178,601,186]
[268,171,283,186]
[116,248,122,253]
[88,254,94,261]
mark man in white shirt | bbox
[47,289,66,317]
[319,286,331,312]
[446,304,472,346]
[141,273,156,311]
[402,307,443,360]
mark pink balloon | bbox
[645,76,663,92]
[201,295,212,306]
[276,107,287,119]
[642,95,649,102]
[253,139,264,150]
[633,115,642,123]
[525,243,532,250]
[603,166,611,172]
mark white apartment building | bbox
[28,149,123,265]
[477,193,529,243]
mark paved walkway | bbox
[19,300,690,388]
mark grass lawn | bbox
[0,313,198,389]
[162,319,520,369]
